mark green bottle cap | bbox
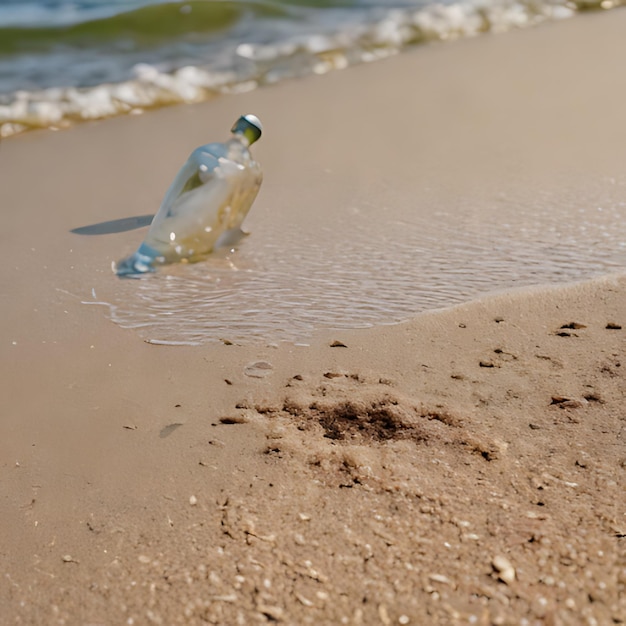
[231,114,262,145]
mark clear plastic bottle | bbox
[115,114,263,276]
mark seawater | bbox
[89,180,626,345]
[1,0,623,137]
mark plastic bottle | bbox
[115,114,263,276]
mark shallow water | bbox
[89,178,626,345]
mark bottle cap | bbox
[231,114,262,145]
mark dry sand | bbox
[1,9,625,626]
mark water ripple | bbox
[95,180,626,345]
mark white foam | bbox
[0,0,595,139]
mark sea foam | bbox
[2,0,617,139]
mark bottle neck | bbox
[232,129,254,147]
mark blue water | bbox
[0,0,410,94]
[0,0,164,27]
[0,0,438,27]
[0,0,618,136]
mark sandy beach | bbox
[1,8,625,626]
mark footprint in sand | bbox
[255,373,501,461]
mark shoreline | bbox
[1,2,623,139]
[1,7,625,624]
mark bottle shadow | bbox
[71,214,153,236]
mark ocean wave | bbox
[0,0,171,28]
[0,0,622,138]
[0,1,290,55]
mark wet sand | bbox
[1,9,625,625]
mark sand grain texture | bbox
[3,278,625,625]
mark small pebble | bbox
[378,604,391,625]
[429,573,452,585]
[189,495,198,506]
[219,415,248,424]
[323,371,343,378]
[492,555,516,584]
[244,361,273,378]
[296,593,314,607]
